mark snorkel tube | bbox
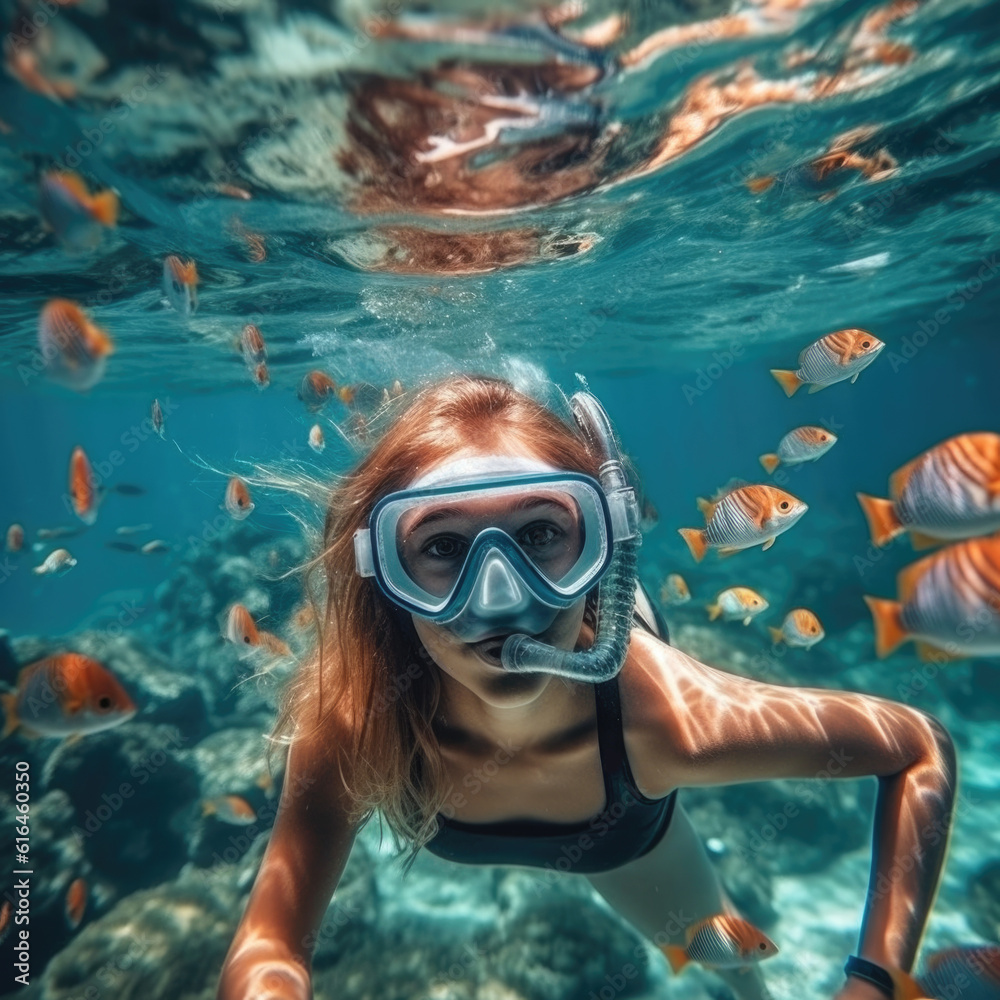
[500,391,641,682]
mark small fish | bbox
[770,328,884,396]
[659,574,690,606]
[0,901,11,945]
[39,171,118,252]
[162,255,199,315]
[858,433,1000,549]
[38,299,114,391]
[679,484,808,562]
[918,945,1000,1000]
[201,795,257,825]
[255,770,276,797]
[105,541,139,553]
[151,398,165,438]
[864,533,1000,661]
[36,525,81,540]
[298,371,339,411]
[116,523,152,535]
[308,424,325,453]
[110,483,146,496]
[769,609,825,648]
[707,588,769,625]
[69,446,99,525]
[65,877,87,929]
[662,914,778,973]
[222,603,292,660]
[338,382,383,413]
[251,361,270,389]
[224,603,259,646]
[224,476,254,520]
[760,426,838,474]
[0,653,136,738]
[140,540,169,555]
[216,183,252,200]
[33,548,77,575]
[6,524,24,553]
[746,175,776,194]
[240,323,267,365]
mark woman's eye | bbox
[425,536,466,559]
[520,522,559,548]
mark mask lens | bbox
[396,489,586,598]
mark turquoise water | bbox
[1,0,1000,997]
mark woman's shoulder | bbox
[617,627,768,785]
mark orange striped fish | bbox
[222,603,291,660]
[659,574,690,606]
[863,533,1000,661]
[769,608,825,648]
[918,945,1000,998]
[858,433,1000,549]
[39,171,118,252]
[240,323,267,366]
[69,446,99,525]
[760,426,837,474]
[662,914,778,973]
[1,653,136,738]
[65,877,87,929]
[707,587,769,625]
[308,424,325,453]
[771,328,884,396]
[223,476,254,520]
[39,299,114,391]
[678,484,807,561]
[201,795,256,825]
[6,524,24,553]
[298,371,339,411]
[163,255,198,315]
[224,603,259,646]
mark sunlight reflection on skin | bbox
[627,629,955,969]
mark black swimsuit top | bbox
[423,673,677,874]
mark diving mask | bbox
[354,456,628,642]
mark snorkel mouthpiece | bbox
[500,391,641,682]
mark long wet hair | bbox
[269,374,601,868]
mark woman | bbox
[216,374,955,1000]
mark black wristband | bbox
[843,955,896,999]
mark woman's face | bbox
[408,445,588,704]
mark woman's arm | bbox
[638,635,956,975]
[216,727,360,1000]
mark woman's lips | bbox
[470,634,512,665]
